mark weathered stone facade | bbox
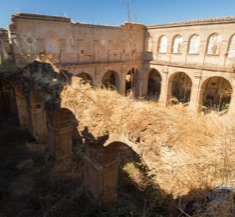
[4,13,235,114]
[2,13,235,201]
[146,18,235,113]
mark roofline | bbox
[11,12,71,23]
[10,13,145,30]
[147,16,235,29]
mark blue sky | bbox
[1,0,235,29]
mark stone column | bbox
[119,66,126,96]
[30,93,48,142]
[158,68,169,106]
[227,93,235,114]
[84,144,120,202]
[15,85,29,128]
[188,73,202,112]
[47,106,74,158]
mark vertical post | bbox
[188,72,202,112]
[158,68,168,106]
[84,144,120,202]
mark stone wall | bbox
[9,13,146,66]
[0,28,11,64]
[147,17,235,70]
[7,14,235,113]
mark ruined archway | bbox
[0,79,18,126]
[200,76,232,113]
[147,69,162,100]
[50,108,78,157]
[77,72,94,87]
[102,70,120,91]
[84,140,145,202]
[169,72,192,104]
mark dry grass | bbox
[62,80,235,201]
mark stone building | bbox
[146,17,235,113]
[3,13,235,114]
[1,13,235,201]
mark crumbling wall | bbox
[0,29,11,64]
[8,13,146,67]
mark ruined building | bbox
[1,13,235,201]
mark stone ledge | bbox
[148,16,235,29]
[12,12,71,23]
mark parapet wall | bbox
[8,13,146,66]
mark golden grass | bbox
[61,81,235,201]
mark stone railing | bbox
[60,51,144,65]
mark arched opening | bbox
[170,72,192,104]
[84,141,153,203]
[188,34,200,54]
[147,69,162,100]
[158,35,168,53]
[227,34,235,58]
[77,72,94,86]
[145,36,153,52]
[0,79,18,126]
[102,70,120,91]
[125,68,138,96]
[52,108,78,157]
[200,76,232,113]
[206,33,222,55]
[83,140,168,214]
[172,35,183,54]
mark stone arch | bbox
[147,68,162,100]
[206,32,222,55]
[29,92,48,141]
[158,35,168,53]
[199,76,232,113]
[168,72,192,104]
[125,68,140,96]
[172,35,183,54]
[188,34,200,54]
[84,138,143,202]
[50,107,78,157]
[227,33,235,58]
[102,70,120,91]
[0,79,18,126]
[77,72,94,86]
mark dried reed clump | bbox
[62,83,235,199]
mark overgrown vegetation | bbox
[1,110,235,217]
[0,127,171,217]
[1,59,235,216]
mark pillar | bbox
[84,144,120,202]
[48,107,75,158]
[188,74,202,112]
[158,68,169,106]
[15,84,29,127]
[30,93,48,142]
[228,92,235,114]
